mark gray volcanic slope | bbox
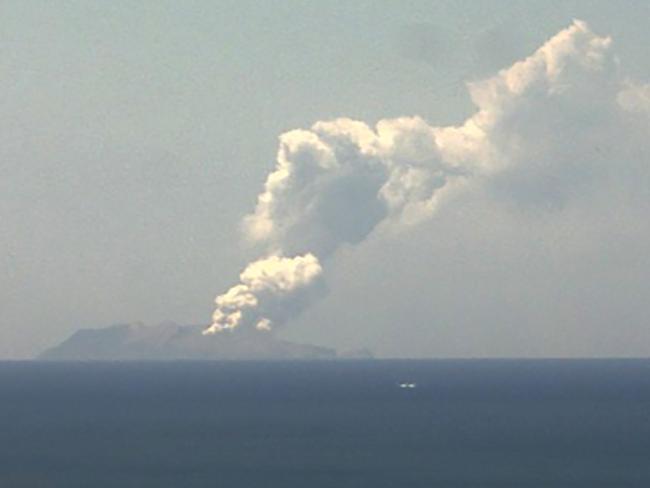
[38,322,337,360]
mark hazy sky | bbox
[2,1,650,358]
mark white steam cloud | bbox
[205,20,649,336]
[207,254,323,333]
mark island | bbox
[37,322,370,361]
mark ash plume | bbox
[205,20,649,336]
[204,254,324,334]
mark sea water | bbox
[1,359,649,487]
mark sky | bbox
[2,1,650,359]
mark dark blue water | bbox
[1,360,650,487]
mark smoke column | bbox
[204,20,643,335]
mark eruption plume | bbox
[205,254,324,334]
[205,20,645,335]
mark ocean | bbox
[1,359,649,487]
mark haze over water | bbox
[2,359,649,487]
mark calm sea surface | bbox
[1,360,650,487]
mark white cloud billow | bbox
[205,20,649,335]
[205,254,323,334]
